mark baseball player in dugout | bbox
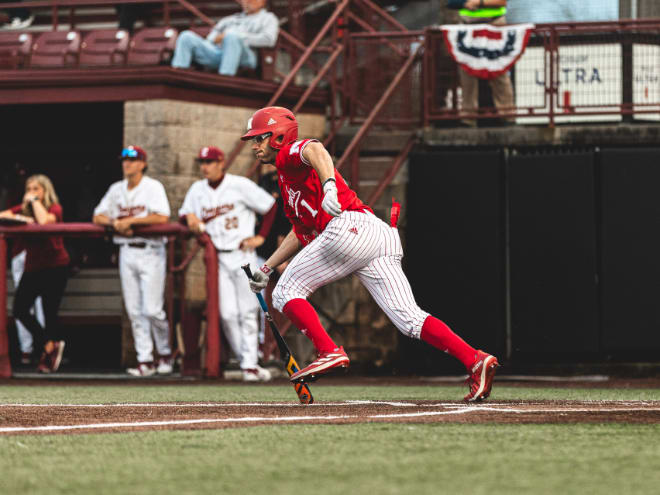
[179,146,277,382]
[243,107,499,401]
[92,146,174,377]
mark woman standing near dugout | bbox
[0,174,70,373]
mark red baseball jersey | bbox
[276,139,372,246]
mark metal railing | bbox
[423,19,660,127]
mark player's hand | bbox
[249,264,272,293]
[114,218,134,236]
[188,216,205,234]
[240,235,264,251]
[23,193,39,204]
[321,179,342,217]
[464,0,480,10]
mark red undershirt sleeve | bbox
[257,203,277,238]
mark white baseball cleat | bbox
[242,366,272,382]
[127,363,156,377]
[156,356,174,375]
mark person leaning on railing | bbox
[0,174,69,373]
[457,0,514,127]
[170,0,278,76]
[92,146,174,378]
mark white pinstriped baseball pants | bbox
[272,211,429,339]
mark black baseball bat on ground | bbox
[241,264,313,405]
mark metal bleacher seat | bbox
[30,31,81,68]
[79,29,130,67]
[127,27,177,65]
[0,32,32,69]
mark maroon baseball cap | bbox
[121,145,147,161]
[196,146,225,161]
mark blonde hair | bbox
[22,174,60,216]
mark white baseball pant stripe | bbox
[218,250,260,370]
[273,211,429,339]
[119,245,171,363]
[11,251,43,354]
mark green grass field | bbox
[1,383,659,495]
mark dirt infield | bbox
[2,399,659,436]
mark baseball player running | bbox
[242,107,499,401]
[179,146,277,382]
[92,146,173,377]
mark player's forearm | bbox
[93,214,113,226]
[31,201,55,225]
[265,229,300,269]
[0,209,14,218]
[129,214,169,226]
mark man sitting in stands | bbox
[171,0,278,77]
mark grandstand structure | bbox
[2,0,660,378]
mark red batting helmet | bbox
[241,106,298,150]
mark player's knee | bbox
[144,308,166,322]
[272,283,296,313]
[272,286,287,313]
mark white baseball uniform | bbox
[179,174,275,370]
[11,250,44,354]
[93,175,172,364]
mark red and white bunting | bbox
[441,23,535,80]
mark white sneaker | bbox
[127,363,156,377]
[242,366,272,382]
[156,357,173,375]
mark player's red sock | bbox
[282,298,338,353]
[420,316,477,369]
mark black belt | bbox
[127,242,147,249]
[217,249,233,253]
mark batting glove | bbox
[249,264,272,293]
[321,178,342,217]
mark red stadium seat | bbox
[0,32,32,69]
[79,29,130,67]
[127,27,178,65]
[30,31,81,68]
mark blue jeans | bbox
[171,30,257,76]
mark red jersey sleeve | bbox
[10,205,22,214]
[48,203,63,221]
